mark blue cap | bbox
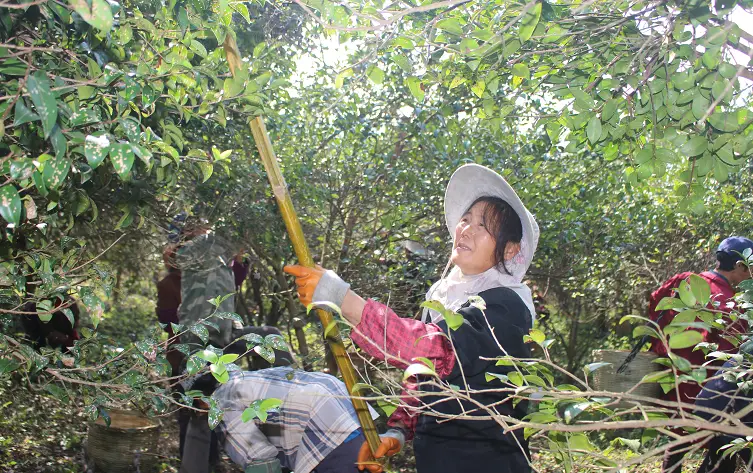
[717,236,753,260]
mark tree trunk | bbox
[566,300,581,373]
[112,268,123,308]
[335,211,358,275]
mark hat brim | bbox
[444,164,535,247]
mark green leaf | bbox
[10,159,34,180]
[366,65,385,85]
[668,352,692,372]
[242,333,265,347]
[189,40,208,58]
[120,118,140,143]
[335,68,353,89]
[13,100,39,126]
[672,72,695,90]
[436,18,463,35]
[219,354,239,364]
[26,72,57,138]
[655,296,687,311]
[109,143,135,178]
[525,411,559,424]
[708,112,740,132]
[511,63,530,80]
[210,363,229,383]
[131,144,152,164]
[259,398,281,413]
[196,349,219,364]
[529,329,546,345]
[412,357,435,372]
[485,372,509,383]
[601,99,618,121]
[41,156,70,190]
[569,87,594,109]
[471,80,485,98]
[692,94,710,120]
[241,407,258,423]
[718,63,737,79]
[403,362,438,380]
[208,399,223,429]
[85,135,110,169]
[254,345,275,364]
[519,2,542,42]
[420,300,463,330]
[677,280,697,307]
[199,162,213,182]
[79,287,104,328]
[216,311,244,324]
[634,325,660,339]
[0,185,22,226]
[680,136,707,157]
[69,109,101,128]
[264,334,288,351]
[668,330,703,349]
[508,371,524,386]
[392,37,414,49]
[586,116,602,145]
[69,0,114,32]
[584,362,611,374]
[224,76,245,97]
[688,274,711,304]
[186,355,203,375]
[391,54,411,73]
[406,77,424,102]
[190,324,209,344]
[0,358,21,374]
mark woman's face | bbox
[451,201,499,275]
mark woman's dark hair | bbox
[466,196,523,275]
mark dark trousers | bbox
[312,432,364,473]
[178,408,220,465]
[698,436,752,473]
[663,449,685,473]
[663,436,752,473]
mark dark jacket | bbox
[156,268,182,337]
[21,299,80,351]
[414,287,533,473]
[695,359,753,425]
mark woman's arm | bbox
[349,298,455,376]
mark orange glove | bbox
[283,264,325,308]
[356,431,404,473]
[283,264,350,309]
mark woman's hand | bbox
[356,429,405,473]
[282,265,326,308]
[283,264,367,325]
[283,265,351,309]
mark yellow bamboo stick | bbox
[248,116,382,456]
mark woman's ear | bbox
[504,242,521,261]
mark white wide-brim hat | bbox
[444,164,539,275]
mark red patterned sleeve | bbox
[387,400,420,440]
[350,299,455,376]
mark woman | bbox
[284,164,539,473]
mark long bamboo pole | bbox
[248,117,381,456]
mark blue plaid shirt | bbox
[213,368,378,473]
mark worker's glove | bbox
[356,429,405,473]
[283,265,350,310]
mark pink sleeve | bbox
[350,299,455,376]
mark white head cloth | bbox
[422,164,539,324]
